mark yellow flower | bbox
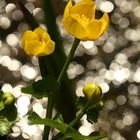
[22,27,55,57]
[83,82,102,102]
[62,0,109,41]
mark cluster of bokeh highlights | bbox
[0,0,140,140]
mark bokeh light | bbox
[0,0,140,139]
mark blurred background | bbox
[0,0,140,140]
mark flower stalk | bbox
[69,102,89,127]
[42,38,80,140]
[42,93,54,140]
[57,38,80,86]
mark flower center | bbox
[72,14,90,25]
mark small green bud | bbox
[83,83,102,102]
[96,100,104,110]
[2,92,15,107]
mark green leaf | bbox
[0,104,17,136]
[28,112,106,140]
[0,105,17,122]
[53,113,64,123]
[0,102,4,111]
[85,101,104,124]
[32,75,58,93]
[21,85,49,99]
[75,97,87,110]
[0,117,14,136]
[86,110,99,124]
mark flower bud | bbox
[83,83,102,102]
[2,92,15,107]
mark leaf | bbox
[86,110,99,124]
[21,85,50,99]
[0,105,17,122]
[75,97,87,110]
[32,75,58,93]
[0,102,4,111]
[53,113,64,123]
[0,117,13,136]
[0,104,17,136]
[28,112,106,140]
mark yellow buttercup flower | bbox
[62,0,109,41]
[22,27,55,57]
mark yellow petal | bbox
[63,0,73,19]
[24,40,55,57]
[70,0,96,19]
[34,27,50,40]
[24,40,44,56]
[22,30,38,49]
[100,13,110,35]
[41,40,55,56]
[63,16,88,40]
[86,13,109,40]
[42,32,52,43]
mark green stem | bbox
[55,103,90,140]
[57,38,80,85]
[69,102,89,127]
[38,57,47,78]
[39,57,54,140]
[42,38,80,140]
[43,94,54,140]
[69,111,85,127]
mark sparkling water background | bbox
[0,0,140,140]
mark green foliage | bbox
[28,112,107,140]
[0,91,17,136]
[21,75,58,99]
[0,105,17,122]
[21,85,45,99]
[0,117,15,136]
[53,113,64,123]
[18,1,107,140]
[76,97,104,124]
[86,110,99,123]
[0,90,5,111]
[75,97,87,110]
[33,75,58,93]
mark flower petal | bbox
[41,40,55,56]
[42,32,52,43]
[24,40,55,57]
[70,0,96,19]
[22,30,38,49]
[63,16,88,40]
[24,40,45,56]
[86,13,109,40]
[63,0,73,19]
[34,27,50,40]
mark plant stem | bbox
[69,102,89,127]
[42,38,80,140]
[69,111,85,127]
[38,57,47,78]
[56,103,90,140]
[57,38,80,85]
[43,94,54,140]
[38,57,54,140]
